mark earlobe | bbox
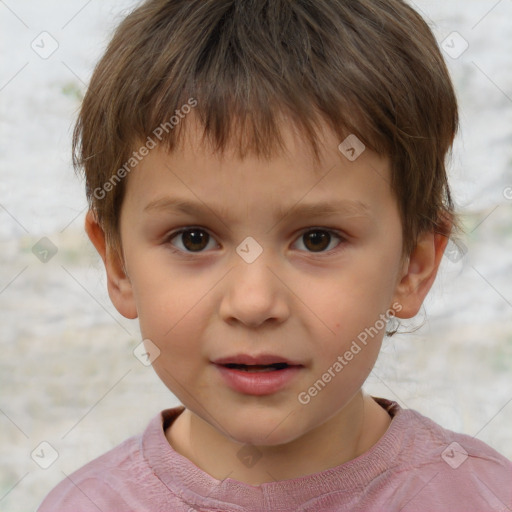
[392,230,450,319]
[84,210,138,320]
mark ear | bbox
[84,210,138,319]
[392,229,449,319]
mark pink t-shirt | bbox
[37,397,512,511]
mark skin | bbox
[86,117,449,485]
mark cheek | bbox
[130,264,210,343]
[139,280,208,389]
[128,268,217,390]
[346,237,403,308]
[306,258,399,334]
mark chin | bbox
[223,415,308,448]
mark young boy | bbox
[38,0,512,510]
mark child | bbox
[38,0,512,510]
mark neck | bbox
[165,392,392,484]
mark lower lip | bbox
[213,364,303,395]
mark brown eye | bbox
[169,228,214,252]
[182,229,209,251]
[303,230,330,252]
[294,229,343,253]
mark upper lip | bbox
[212,354,303,366]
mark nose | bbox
[219,255,290,328]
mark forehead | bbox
[122,115,393,222]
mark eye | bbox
[292,228,344,253]
[166,227,218,253]
[166,227,344,255]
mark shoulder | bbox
[404,405,511,468]
[37,434,145,512]
[388,403,512,511]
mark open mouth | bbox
[221,363,290,372]
[214,360,303,394]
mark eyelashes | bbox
[166,228,216,253]
[165,227,346,256]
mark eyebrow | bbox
[143,196,371,222]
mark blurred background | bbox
[1,1,511,510]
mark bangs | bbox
[141,89,379,166]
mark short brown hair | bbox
[73,0,459,258]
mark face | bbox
[116,119,408,446]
